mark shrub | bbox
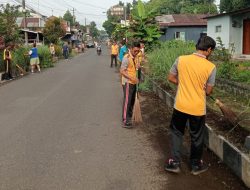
[147,40,195,85]
[54,44,62,58]
[12,46,30,72]
[38,45,53,68]
[217,61,237,80]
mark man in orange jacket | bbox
[120,41,141,127]
[110,41,119,67]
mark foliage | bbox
[128,0,161,48]
[220,0,250,13]
[89,21,99,38]
[43,17,66,44]
[63,10,74,27]
[147,40,195,85]
[145,0,218,15]
[232,70,250,83]
[217,61,237,80]
[138,77,152,92]
[12,46,30,71]
[37,45,53,68]
[103,15,121,37]
[0,4,21,44]
[210,37,231,62]
[54,44,63,57]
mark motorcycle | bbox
[97,46,101,56]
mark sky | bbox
[0,0,220,29]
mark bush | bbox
[54,44,62,58]
[147,40,195,85]
[138,77,152,92]
[232,70,250,83]
[217,61,237,80]
[38,45,53,68]
[12,46,30,72]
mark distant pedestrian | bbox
[110,41,119,67]
[62,42,69,59]
[3,45,13,80]
[120,41,141,127]
[118,40,128,66]
[165,36,216,175]
[29,42,41,73]
[49,43,55,58]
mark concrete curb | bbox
[142,74,250,188]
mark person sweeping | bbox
[165,36,216,175]
[120,41,141,128]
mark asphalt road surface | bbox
[0,47,247,190]
[0,48,167,190]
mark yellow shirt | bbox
[121,54,137,85]
[111,44,119,55]
[171,54,216,116]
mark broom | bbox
[210,96,239,126]
[132,71,143,125]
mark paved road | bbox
[0,48,167,189]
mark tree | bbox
[0,4,21,44]
[128,0,161,48]
[43,17,66,44]
[63,10,74,27]
[89,21,99,38]
[220,0,250,13]
[102,15,120,37]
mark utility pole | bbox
[22,0,28,45]
[72,8,75,26]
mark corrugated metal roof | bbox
[156,14,209,27]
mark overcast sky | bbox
[0,0,220,29]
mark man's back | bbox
[174,54,215,116]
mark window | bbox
[215,25,222,33]
[175,32,185,41]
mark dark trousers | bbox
[169,109,205,164]
[111,54,117,67]
[63,51,68,59]
[122,83,136,124]
[3,59,12,79]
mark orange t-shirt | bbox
[171,54,216,116]
[111,44,119,55]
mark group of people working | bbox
[2,42,41,80]
[117,36,217,176]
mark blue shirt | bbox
[30,47,38,59]
[119,45,127,62]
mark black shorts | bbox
[170,109,205,135]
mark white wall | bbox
[230,16,243,55]
[207,16,230,48]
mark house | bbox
[156,14,209,42]
[205,7,250,57]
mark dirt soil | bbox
[139,92,249,190]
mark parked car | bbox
[86,41,95,48]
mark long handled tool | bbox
[210,96,239,126]
[132,71,143,125]
[16,63,26,75]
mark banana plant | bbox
[129,0,161,49]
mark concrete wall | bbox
[207,16,230,48]
[161,26,207,42]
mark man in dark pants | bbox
[110,41,119,67]
[165,36,216,175]
[3,45,13,80]
[120,42,141,127]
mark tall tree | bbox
[89,21,99,38]
[102,15,120,37]
[63,10,74,27]
[0,4,21,44]
[43,17,66,44]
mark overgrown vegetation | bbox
[146,40,195,86]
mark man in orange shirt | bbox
[165,36,216,175]
[110,41,119,67]
[120,41,141,127]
